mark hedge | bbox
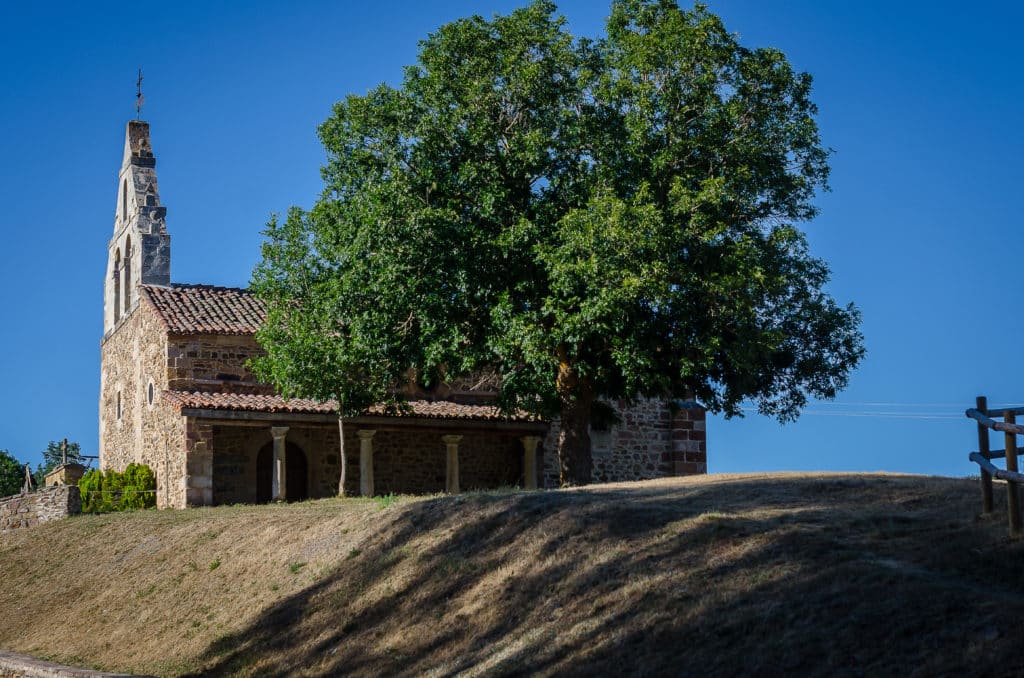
[78,463,156,513]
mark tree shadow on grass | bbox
[185,475,1024,677]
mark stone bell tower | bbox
[103,120,171,335]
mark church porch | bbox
[166,393,547,507]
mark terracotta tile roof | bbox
[163,390,539,422]
[142,284,266,335]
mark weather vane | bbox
[136,68,145,120]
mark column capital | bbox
[357,429,377,440]
[520,435,541,448]
[442,434,464,445]
[271,426,289,440]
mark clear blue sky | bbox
[1,1,1020,477]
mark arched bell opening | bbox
[123,235,133,313]
[112,248,122,324]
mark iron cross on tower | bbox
[136,68,144,119]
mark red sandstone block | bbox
[685,451,707,463]
[674,461,706,475]
[688,430,706,442]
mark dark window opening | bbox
[256,441,308,503]
[123,236,132,313]
[113,249,122,324]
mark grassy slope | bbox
[2,473,1024,677]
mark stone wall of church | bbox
[198,400,704,504]
[152,411,187,509]
[365,430,522,495]
[541,398,706,488]
[205,424,527,504]
[167,334,262,390]
[100,300,189,509]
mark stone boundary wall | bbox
[0,649,148,677]
[0,486,81,532]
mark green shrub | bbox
[79,464,157,513]
[121,464,156,510]
[78,470,105,513]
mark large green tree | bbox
[252,0,864,487]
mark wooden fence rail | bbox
[967,395,1024,536]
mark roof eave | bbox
[178,407,548,432]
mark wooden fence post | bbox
[1005,411,1021,536]
[978,396,993,513]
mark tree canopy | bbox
[251,0,864,486]
[0,449,25,498]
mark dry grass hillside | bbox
[2,473,1024,677]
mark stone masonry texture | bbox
[100,293,187,508]
[0,485,81,533]
[541,398,707,488]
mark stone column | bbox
[520,436,541,490]
[443,435,463,494]
[357,429,377,497]
[271,426,289,502]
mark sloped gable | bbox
[141,284,266,335]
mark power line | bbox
[804,401,968,408]
[737,407,964,420]
[800,410,962,420]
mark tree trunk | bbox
[337,413,347,497]
[556,349,594,487]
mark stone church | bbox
[99,120,708,509]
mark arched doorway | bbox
[256,441,309,503]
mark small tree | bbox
[0,449,25,497]
[250,208,415,496]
